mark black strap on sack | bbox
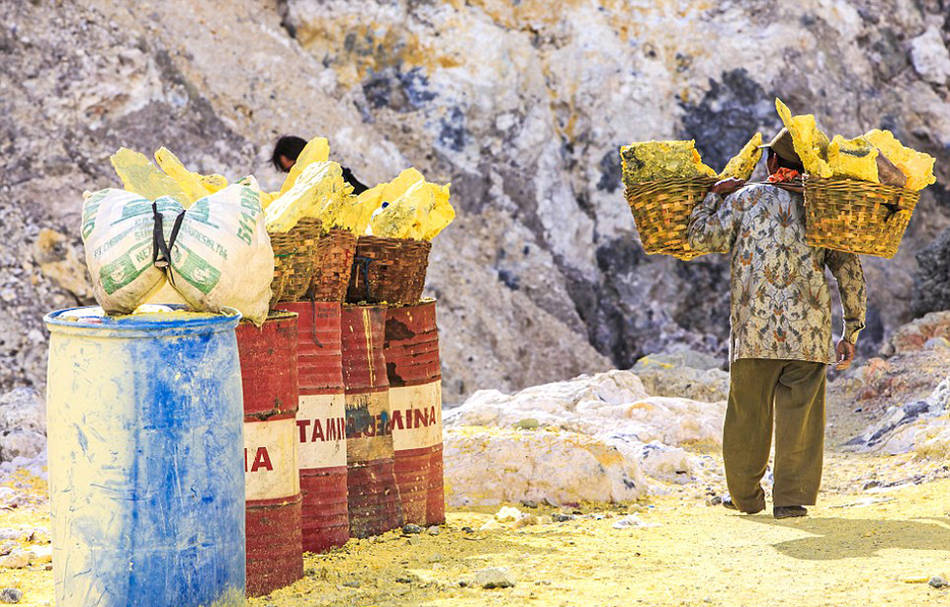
[152,202,186,286]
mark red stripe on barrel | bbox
[342,304,402,537]
[236,312,304,597]
[384,300,444,526]
[278,302,350,553]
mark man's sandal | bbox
[773,506,807,519]
[722,497,764,515]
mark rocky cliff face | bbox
[2,0,948,401]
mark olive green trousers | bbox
[724,358,827,512]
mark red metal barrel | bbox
[236,312,303,597]
[278,301,349,553]
[342,304,403,537]
[384,299,444,526]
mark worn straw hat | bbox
[758,128,801,165]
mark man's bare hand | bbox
[835,339,855,370]
[710,178,745,196]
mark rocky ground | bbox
[0,452,948,606]
[3,327,950,605]
[3,0,950,403]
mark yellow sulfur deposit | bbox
[826,135,879,182]
[110,148,189,203]
[774,98,833,178]
[369,177,454,240]
[278,136,330,195]
[336,189,382,235]
[620,140,718,183]
[153,147,228,205]
[718,132,763,180]
[264,161,351,233]
[864,129,936,191]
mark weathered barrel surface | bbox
[384,300,443,526]
[278,301,349,552]
[236,312,303,597]
[342,304,402,537]
[45,307,246,607]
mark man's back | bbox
[688,183,866,364]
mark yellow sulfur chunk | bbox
[421,182,455,240]
[619,140,718,183]
[369,179,454,240]
[110,148,189,203]
[826,135,879,182]
[774,98,833,178]
[278,136,331,195]
[379,168,426,202]
[265,161,349,233]
[335,169,422,235]
[154,147,228,206]
[864,129,936,191]
[335,193,377,235]
[718,132,763,180]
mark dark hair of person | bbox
[768,148,805,174]
[271,136,307,172]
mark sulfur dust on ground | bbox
[1,451,949,607]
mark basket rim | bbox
[803,174,920,199]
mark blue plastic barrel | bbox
[44,306,246,607]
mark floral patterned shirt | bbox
[688,184,866,364]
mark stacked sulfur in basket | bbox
[87,141,455,598]
[620,98,936,261]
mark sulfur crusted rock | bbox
[827,135,879,182]
[774,98,832,178]
[619,140,717,184]
[864,129,936,191]
[718,132,763,181]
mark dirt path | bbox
[246,466,950,607]
[2,453,948,607]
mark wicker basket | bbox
[803,176,919,259]
[346,236,431,305]
[307,228,357,302]
[623,177,718,260]
[268,219,321,307]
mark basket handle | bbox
[354,255,374,301]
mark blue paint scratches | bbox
[60,315,245,606]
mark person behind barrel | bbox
[687,129,866,519]
[271,135,369,195]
